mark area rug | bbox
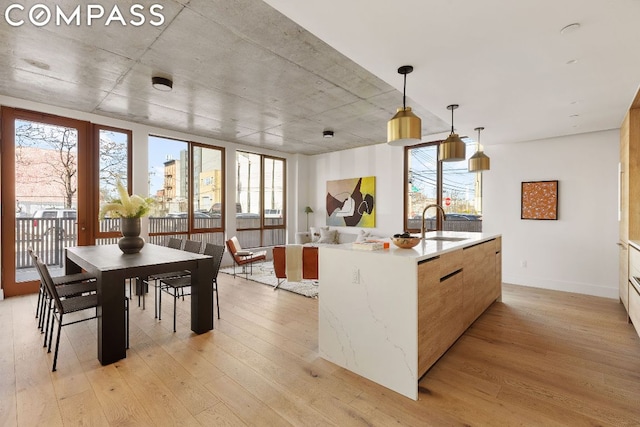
[220,261,318,298]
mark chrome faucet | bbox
[421,204,446,240]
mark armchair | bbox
[225,236,266,278]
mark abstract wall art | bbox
[326,176,375,227]
[521,180,559,220]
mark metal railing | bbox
[407,218,482,233]
[16,216,287,270]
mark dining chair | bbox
[28,248,97,332]
[128,238,183,309]
[183,239,202,254]
[167,237,183,249]
[158,242,222,332]
[153,239,201,317]
[34,256,129,372]
[139,237,189,316]
[206,243,225,319]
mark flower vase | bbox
[118,217,145,254]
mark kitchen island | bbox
[318,231,502,400]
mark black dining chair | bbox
[167,237,183,249]
[28,248,97,332]
[137,237,187,316]
[158,242,222,332]
[34,255,129,372]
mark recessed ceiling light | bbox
[560,23,581,34]
[323,130,334,138]
[152,76,173,92]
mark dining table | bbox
[65,243,213,365]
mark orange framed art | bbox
[521,180,558,220]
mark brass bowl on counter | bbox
[391,236,421,249]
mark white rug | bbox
[220,261,318,298]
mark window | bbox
[405,139,483,233]
[236,151,286,248]
[96,126,131,243]
[148,136,224,245]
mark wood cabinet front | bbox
[463,238,500,327]
[417,249,463,376]
[417,237,502,377]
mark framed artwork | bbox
[521,180,558,220]
[326,176,375,227]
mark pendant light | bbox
[438,104,466,161]
[387,65,422,146]
[468,127,491,172]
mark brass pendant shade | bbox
[438,104,466,162]
[387,106,422,146]
[387,65,422,146]
[468,151,491,172]
[468,127,491,172]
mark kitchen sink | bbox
[425,236,469,242]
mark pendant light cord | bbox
[450,107,454,133]
[403,73,407,111]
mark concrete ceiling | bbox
[1,0,639,155]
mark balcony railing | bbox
[16,216,287,270]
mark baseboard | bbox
[502,275,618,299]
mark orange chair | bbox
[272,246,318,290]
[225,236,266,278]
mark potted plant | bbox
[99,180,154,254]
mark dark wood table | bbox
[65,244,213,365]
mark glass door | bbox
[1,108,89,297]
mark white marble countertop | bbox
[325,231,501,263]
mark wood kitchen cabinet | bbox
[619,92,640,313]
[418,249,464,376]
[417,237,502,377]
[463,238,501,327]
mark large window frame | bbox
[93,124,132,244]
[147,135,225,245]
[404,139,483,234]
[1,108,134,296]
[236,151,286,248]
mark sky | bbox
[147,135,187,195]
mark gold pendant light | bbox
[438,104,466,161]
[468,127,491,172]
[387,65,422,146]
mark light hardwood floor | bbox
[1,276,639,426]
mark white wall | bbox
[307,129,620,299]
[308,143,405,237]
[482,130,619,299]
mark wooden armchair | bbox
[225,236,266,278]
